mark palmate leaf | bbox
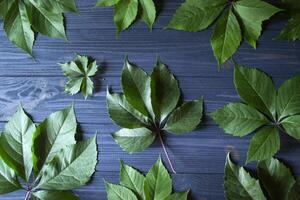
[211,64,300,162]
[96,0,156,33]
[60,54,99,99]
[167,0,281,66]
[105,157,189,200]
[0,0,76,55]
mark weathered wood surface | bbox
[0,0,299,199]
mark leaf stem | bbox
[158,132,177,174]
[24,188,31,200]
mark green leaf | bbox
[150,59,180,123]
[0,0,13,18]
[277,76,300,119]
[234,64,276,119]
[258,158,296,200]
[4,1,34,55]
[32,0,77,13]
[210,103,268,136]
[166,0,226,32]
[278,14,300,41]
[281,115,300,139]
[36,136,97,190]
[139,0,156,29]
[233,0,281,48]
[0,106,36,181]
[287,178,300,200]
[114,0,138,33]
[107,91,150,128]
[32,106,77,173]
[144,157,172,200]
[112,128,156,153]
[224,153,266,200]
[96,0,121,7]
[165,191,189,200]
[32,190,79,200]
[163,99,203,134]
[121,57,153,118]
[211,9,242,66]
[120,160,145,199]
[61,54,98,99]
[0,157,21,194]
[105,181,138,200]
[247,127,280,163]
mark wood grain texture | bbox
[0,0,299,199]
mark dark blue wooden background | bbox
[0,0,299,199]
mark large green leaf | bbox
[112,128,156,153]
[114,0,138,33]
[210,103,268,136]
[163,99,203,134]
[32,106,77,173]
[32,190,79,200]
[224,154,266,200]
[166,0,226,32]
[120,160,145,199]
[234,64,276,119]
[4,1,34,55]
[0,106,35,181]
[36,136,97,190]
[233,0,281,48]
[278,14,300,41]
[107,91,150,128]
[121,58,153,118]
[105,181,138,200]
[139,0,156,29]
[258,158,296,200]
[277,76,300,120]
[281,115,300,139]
[247,127,280,163]
[211,9,242,66]
[150,59,180,123]
[0,158,21,194]
[144,157,172,200]
[165,191,189,200]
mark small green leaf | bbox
[144,157,172,200]
[120,160,145,199]
[96,0,121,7]
[258,158,296,200]
[0,157,21,194]
[211,9,242,66]
[281,115,300,139]
[32,106,77,173]
[105,181,138,200]
[36,136,97,190]
[112,128,156,153]
[114,0,138,33]
[32,190,79,200]
[234,64,276,119]
[277,76,300,120]
[164,99,203,134]
[121,57,153,118]
[233,0,281,48]
[166,0,226,32]
[278,14,300,41]
[139,0,156,29]
[210,103,268,137]
[0,106,36,181]
[224,153,266,200]
[165,191,189,200]
[150,59,180,123]
[247,127,280,163]
[107,91,150,128]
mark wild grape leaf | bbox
[0,0,76,55]
[0,157,21,194]
[96,0,156,33]
[258,158,296,200]
[61,54,98,99]
[0,106,36,181]
[32,190,79,200]
[224,153,266,200]
[32,106,77,173]
[247,127,280,163]
[105,157,188,200]
[36,136,97,190]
